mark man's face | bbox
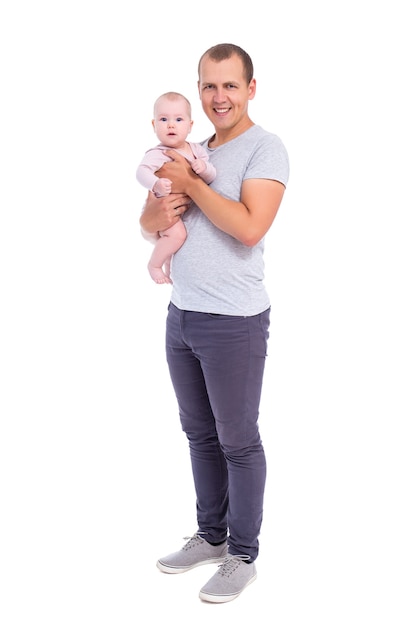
[198,54,256,135]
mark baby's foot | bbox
[148,264,172,285]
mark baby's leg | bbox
[148,264,171,284]
[163,257,172,281]
[148,220,187,284]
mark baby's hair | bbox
[153,92,192,117]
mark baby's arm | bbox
[136,148,172,196]
[136,164,159,191]
[191,158,216,184]
[190,144,216,184]
[152,177,172,197]
[191,159,208,175]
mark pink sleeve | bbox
[136,149,170,190]
[191,143,216,184]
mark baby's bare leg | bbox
[148,220,187,284]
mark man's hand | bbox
[139,191,191,240]
[157,150,197,193]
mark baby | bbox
[136,91,216,284]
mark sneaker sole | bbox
[199,573,257,603]
[156,556,226,574]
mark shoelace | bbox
[181,532,206,550]
[216,554,250,576]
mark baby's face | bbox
[152,98,193,148]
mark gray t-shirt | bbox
[170,125,290,316]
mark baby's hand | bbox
[153,178,172,197]
[191,159,207,176]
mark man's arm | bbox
[158,151,286,247]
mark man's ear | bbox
[248,78,256,101]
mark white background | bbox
[1,1,416,624]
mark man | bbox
[140,43,289,603]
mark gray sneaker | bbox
[199,554,257,603]
[156,533,228,574]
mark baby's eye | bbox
[176,117,184,122]
[160,117,168,122]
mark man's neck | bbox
[209,120,254,148]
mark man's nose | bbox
[213,88,226,102]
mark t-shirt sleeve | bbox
[244,134,289,186]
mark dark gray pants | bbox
[165,302,270,561]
